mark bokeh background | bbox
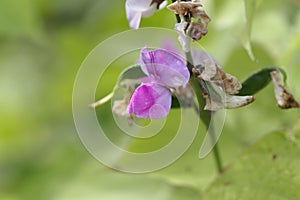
[1,0,300,199]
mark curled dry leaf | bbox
[167,0,203,18]
[187,10,211,40]
[204,94,255,111]
[168,0,210,43]
[188,21,209,41]
[193,56,242,95]
[212,68,242,95]
[203,82,255,111]
[190,49,253,111]
[270,71,300,109]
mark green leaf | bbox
[238,67,286,96]
[203,124,300,200]
[244,0,256,36]
[53,167,201,200]
[240,0,259,61]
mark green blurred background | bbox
[1,0,300,199]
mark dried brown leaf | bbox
[167,1,202,17]
[187,10,211,40]
[195,58,242,95]
[271,71,300,109]
[204,93,255,111]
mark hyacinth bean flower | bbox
[125,0,167,29]
[128,47,190,119]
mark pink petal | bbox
[140,47,190,88]
[128,84,171,119]
[160,38,181,54]
[138,77,153,83]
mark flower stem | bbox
[171,0,223,173]
[210,125,223,173]
[188,53,223,173]
[89,92,114,108]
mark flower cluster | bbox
[121,0,253,118]
[93,0,299,121]
[127,47,190,119]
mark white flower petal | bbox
[175,22,191,52]
[126,5,142,29]
[126,0,166,29]
[126,0,153,11]
[141,3,158,18]
[158,0,168,10]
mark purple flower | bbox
[128,47,190,119]
[125,0,167,29]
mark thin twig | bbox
[89,92,114,108]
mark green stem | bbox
[188,54,223,173]
[171,0,223,173]
[89,92,114,108]
[210,124,223,173]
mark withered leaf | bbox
[204,94,255,111]
[193,56,242,95]
[271,71,300,109]
[167,1,203,17]
[203,81,255,111]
